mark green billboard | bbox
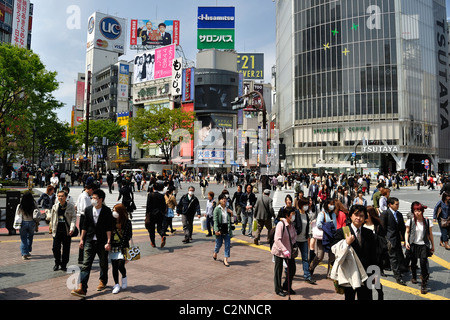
[197,29,235,50]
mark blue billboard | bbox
[197,7,235,29]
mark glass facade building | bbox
[276,0,450,173]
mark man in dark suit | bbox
[380,197,407,285]
[308,179,319,204]
[145,180,167,248]
[158,23,172,46]
[71,189,113,298]
[332,205,377,300]
[138,21,159,46]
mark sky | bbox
[29,0,277,124]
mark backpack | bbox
[295,183,301,193]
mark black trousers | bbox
[273,255,296,293]
[52,231,71,267]
[146,214,165,245]
[344,283,373,300]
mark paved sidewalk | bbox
[1,183,449,304]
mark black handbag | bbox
[63,215,79,237]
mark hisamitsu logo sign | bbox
[197,7,235,29]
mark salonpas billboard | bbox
[197,7,235,50]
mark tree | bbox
[129,105,195,164]
[0,44,63,177]
[73,118,125,151]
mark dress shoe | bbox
[276,291,286,297]
[306,278,317,285]
[53,264,59,271]
[71,285,86,298]
[254,239,259,245]
[60,265,67,272]
[396,278,407,286]
[96,280,107,291]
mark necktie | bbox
[393,211,398,223]
[356,228,361,245]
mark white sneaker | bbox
[122,277,127,289]
[112,284,120,294]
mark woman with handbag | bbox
[48,190,77,271]
[165,187,177,234]
[213,194,234,267]
[309,198,337,278]
[433,192,450,250]
[271,206,298,297]
[15,191,40,260]
[405,202,435,294]
[111,203,133,294]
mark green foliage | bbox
[128,105,194,162]
[74,119,125,149]
[0,44,63,176]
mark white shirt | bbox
[92,207,102,241]
[76,191,91,216]
[406,218,432,245]
[220,205,228,224]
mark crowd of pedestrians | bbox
[10,167,450,300]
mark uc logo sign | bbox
[100,17,122,40]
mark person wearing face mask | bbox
[176,186,201,244]
[110,204,132,294]
[48,190,76,272]
[71,189,113,298]
[309,198,337,278]
[294,197,316,285]
[271,206,298,297]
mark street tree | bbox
[128,105,195,164]
[0,44,62,177]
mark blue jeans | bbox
[214,233,231,258]
[241,211,253,236]
[438,219,449,242]
[297,241,311,280]
[20,221,35,256]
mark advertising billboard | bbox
[194,114,235,164]
[130,19,180,50]
[197,7,235,29]
[11,0,30,48]
[86,12,127,54]
[182,68,195,102]
[118,63,129,100]
[133,44,176,84]
[237,53,264,80]
[197,29,235,50]
[197,6,235,50]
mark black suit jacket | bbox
[332,225,377,271]
[380,209,405,248]
[82,204,113,245]
[159,32,172,45]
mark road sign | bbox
[352,152,356,157]
[425,165,429,170]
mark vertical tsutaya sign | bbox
[11,0,29,48]
[197,6,235,50]
[171,57,183,96]
[435,1,450,159]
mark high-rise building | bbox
[275,0,450,174]
[0,0,33,49]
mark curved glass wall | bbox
[294,0,399,122]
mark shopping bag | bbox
[124,239,140,261]
[252,219,258,232]
[13,214,22,230]
[200,216,207,231]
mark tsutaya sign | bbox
[361,145,399,153]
